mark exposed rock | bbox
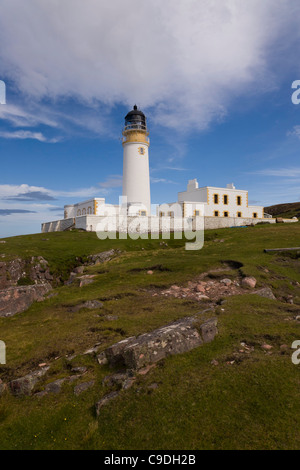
[74,380,95,396]
[197,295,210,301]
[102,372,129,388]
[9,367,50,396]
[103,316,218,370]
[0,283,52,317]
[95,391,119,415]
[79,278,95,288]
[97,351,108,365]
[84,343,102,356]
[87,249,120,266]
[105,315,118,321]
[71,300,103,312]
[137,364,156,375]
[220,278,232,286]
[73,266,85,274]
[253,287,276,300]
[261,344,273,351]
[241,277,257,289]
[44,378,66,394]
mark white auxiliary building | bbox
[42,106,274,233]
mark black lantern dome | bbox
[124,105,147,131]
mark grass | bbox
[0,223,300,449]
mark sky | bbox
[1,0,300,237]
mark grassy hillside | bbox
[0,224,300,450]
[265,202,300,219]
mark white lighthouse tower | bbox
[122,105,151,215]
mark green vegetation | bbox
[0,223,300,449]
[265,201,300,219]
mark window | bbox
[214,194,219,204]
[82,208,86,215]
[253,212,258,219]
[237,196,242,206]
[87,206,92,214]
[223,195,229,205]
[77,209,81,216]
[214,211,219,217]
[138,147,145,155]
[168,211,174,217]
[194,210,200,216]
[237,212,242,218]
[159,211,165,217]
[224,211,229,217]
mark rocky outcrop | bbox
[101,316,218,370]
[87,249,121,265]
[9,367,50,396]
[0,283,52,317]
[253,287,276,300]
[0,256,54,289]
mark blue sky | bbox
[1,0,300,237]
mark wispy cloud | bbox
[254,167,300,178]
[0,209,36,216]
[0,130,61,143]
[99,175,123,189]
[151,177,178,184]
[0,183,108,201]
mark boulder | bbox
[241,276,257,289]
[103,316,218,370]
[87,249,119,265]
[220,278,232,286]
[253,287,276,300]
[9,367,50,396]
[0,283,52,317]
[74,380,95,396]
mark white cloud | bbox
[99,175,123,189]
[255,167,300,178]
[0,130,60,142]
[151,177,177,184]
[0,0,298,131]
[0,183,108,200]
[0,103,58,128]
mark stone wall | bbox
[203,216,276,230]
[41,218,75,233]
[42,215,276,233]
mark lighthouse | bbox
[122,105,151,215]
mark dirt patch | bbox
[156,275,245,303]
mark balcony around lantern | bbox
[124,122,147,132]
